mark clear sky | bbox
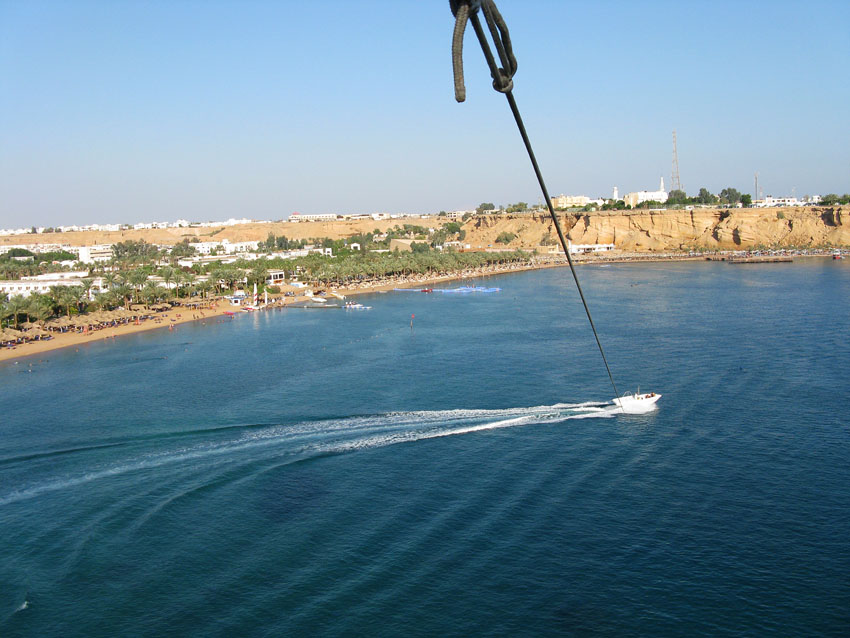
[1,0,848,228]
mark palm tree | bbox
[50,286,83,318]
[2,295,29,328]
[102,271,118,291]
[114,284,134,309]
[178,271,196,298]
[159,266,176,295]
[128,269,148,304]
[142,281,164,306]
[196,279,214,300]
[27,293,53,323]
[80,277,95,303]
[248,264,269,289]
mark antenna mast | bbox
[671,130,683,193]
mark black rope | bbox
[451,0,516,101]
[450,0,622,401]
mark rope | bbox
[449,0,622,401]
[451,0,516,101]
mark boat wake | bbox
[0,403,615,506]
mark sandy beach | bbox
[1,250,830,365]
[0,259,545,364]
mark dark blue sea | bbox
[2,260,849,637]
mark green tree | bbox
[741,194,753,206]
[247,264,269,288]
[7,248,35,258]
[476,202,496,214]
[196,279,214,299]
[177,270,196,298]
[696,188,717,204]
[114,284,134,309]
[128,269,148,303]
[170,239,196,257]
[495,231,517,244]
[159,266,176,293]
[3,295,29,328]
[821,194,839,205]
[113,239,159,264]
[102,271,119,290]
[80,278,95,303]
[719,187,742,205]
[667,189,688,205]
[142,281,164,305]
[27,294,53,322]
[50,286,83,318]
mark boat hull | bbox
[613,392,661,414]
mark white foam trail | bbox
[0,403,612,505]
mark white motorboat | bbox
[612,392,661,414]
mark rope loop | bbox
[450,0,517,102]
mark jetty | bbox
[728,256,793,264]
[706,255,793,264]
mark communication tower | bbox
[671,130,683,193]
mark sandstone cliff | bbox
[468,207,848,252]
[2,207,846,252]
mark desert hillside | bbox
[2,207,846,252]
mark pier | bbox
[706,255,794,264]
[727,256,793,264]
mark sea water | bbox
[1,260,848,637]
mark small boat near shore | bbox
[345,302,372,310]
[613,392,661,414]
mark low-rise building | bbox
[623,178,668,208]
[568,241,615,255]
[77,245,114,263]
[551,194,591,209]
[288,212,340,222]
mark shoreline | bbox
[1,252,838,365]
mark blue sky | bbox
[1,0,848,227]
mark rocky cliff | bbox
[468,207,848,252]
[3,207,846,252]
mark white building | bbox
[551,194,591,209]
[568,241,615,255]
[77,245,114,263]
[288,212,340,222]
[623,178,668,208]
[444,210,473,220]
[1,272,106,298]
[753,195,821,208]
